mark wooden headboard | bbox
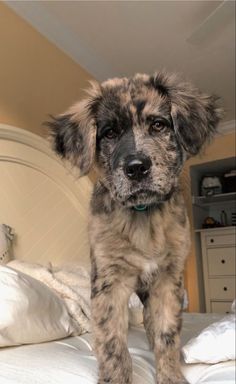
[0,124,92,267]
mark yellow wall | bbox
[0,3,94,137]
[181,131,235,312]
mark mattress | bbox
[0,313,235,384]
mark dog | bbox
[47,71,222,384]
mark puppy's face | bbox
[95,78,183,207]
[48,72,222,208]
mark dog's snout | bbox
[124,155,152,181]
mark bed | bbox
[0,124,235,384]
[0,312,235,384]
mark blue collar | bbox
[133,204,148,211]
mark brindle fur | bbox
[47,71,222,384]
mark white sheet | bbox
[0,314,235,384]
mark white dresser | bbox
[200,227,236,313]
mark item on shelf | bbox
[220,210,228,226]
[200,175,222,196]
[202,216,222,229]
[232,213,236,226]
[223,170,236,193]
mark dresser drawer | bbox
[211,301,232,314]
[209,278,235,300]
[207,247,235,276]
[206,234,235,247]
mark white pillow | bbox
[182,314,236,364]
[0,266,76,347]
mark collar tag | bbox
[133,204,148,211]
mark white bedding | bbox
[182,314,235,364]
[0,313,235,384]
[180,314,235,384]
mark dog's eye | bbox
[149,119,167,135]
[104,128,118,140]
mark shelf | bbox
[192,192,236,207]
[195,226,236,233]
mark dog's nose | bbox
[124,155,152,181]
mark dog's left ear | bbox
[46,82,101,176]
[169,80,223,156]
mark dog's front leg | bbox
[143,274,188,384]
[91,278,133,384]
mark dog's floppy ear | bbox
[151,72,223,156]
[46,82,101,176]
[170,86,223,156]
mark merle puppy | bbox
[48,72,222,384]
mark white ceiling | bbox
[5,1,235,123]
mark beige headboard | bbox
[0,124,92,267]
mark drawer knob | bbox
[221,259,226,264]
[223,286,228,291]
[210,238,214,243]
